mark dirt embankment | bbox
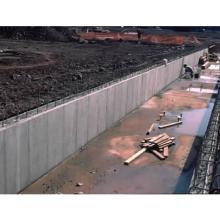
[0,40,200,121]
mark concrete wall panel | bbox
[29,114,48,182]
[120,81,128,118]
[143,71,150,100]
[97,89,107,134]
[152,68,158,96]
[147,69,154,98]
[17,122,30,192]
[126,79,134,113]
[4,126,18,193]
[114,83,122,123]
[88,92,99,141]
[132,77,138,109]
[136,75,142,106]
[157,66,165,91]
[76,96,89,149]
[0,131,5,193]
[63,102,77,158]
[48,107,64,169]
[106,86,116,128]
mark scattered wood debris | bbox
[124,133,175,165]
[158,121,182,129]
[146,123,155,135]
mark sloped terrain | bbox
[0,39,201,121]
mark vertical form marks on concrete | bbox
[120,80,128,119]
[126,79,134,113]
[152,68,158,96]
[48,107,64,169]
[88,92,99,141]
[157,65,165,91]
[97,89,107,134]
[142,71,147,101]
[114,83,122,123]
[4,125,18,193]
[17,121,30,192]
[29,114,48,182]
[136,75,142,107]
[63,101,77,159]
[76,96,89,149]
[0,129,5,193]
[106,86,116,128]
[146,69,154,98]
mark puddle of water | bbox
[186,88,218,94]
[173,102,214,137]
[172,101,215,193]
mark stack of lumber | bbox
[124,133,175,165]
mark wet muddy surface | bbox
[21,70,219,194]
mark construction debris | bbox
[146,123,155,135]
[158,121,182,129]
[124,133,175,165]
[157,111,166,121]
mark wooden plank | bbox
[151,136,169,144]
[163,146,169,157]
[149,133,166,143]
[146,123,155,135]
[140,142,155,148]
[158,121,182,129]
[145,137,152,141]
[149,149,165,160]
[124,148,146,165]
[157,139,172,146]
[159,141,175,149]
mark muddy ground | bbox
[0,39,201,120]
[21,67,218,194]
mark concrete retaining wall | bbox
[0,49,206,193]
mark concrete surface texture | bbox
[0,49,206,193]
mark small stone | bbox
[72,76,77,81]
[27,74,32,79]
[75,182,84,187]
[74,191,84,194]
[76,73,83,80]
[99,67,105,72]
[89,170,96,174]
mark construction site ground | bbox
[21,66,219,194]
[0,39,200,121]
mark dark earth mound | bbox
[0,39,202,121]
